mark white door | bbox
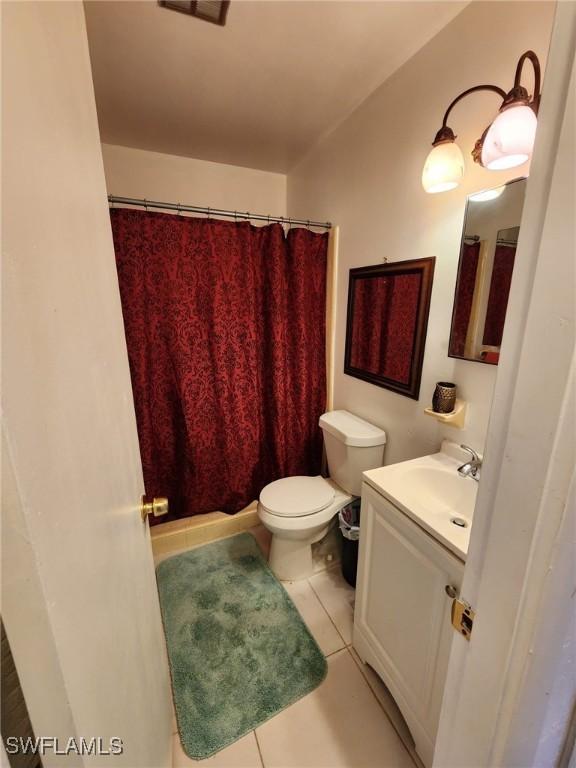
[2,3,172,767]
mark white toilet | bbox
[258,410,387,581]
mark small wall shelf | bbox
[424,399,467,429]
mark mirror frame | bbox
[447,177,526,365]
[344,257,435,400]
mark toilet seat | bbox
[259,476,335,518]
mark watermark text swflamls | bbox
[4,736,123,756]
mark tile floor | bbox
[159,527,419,768]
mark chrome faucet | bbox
[457,445,482,481]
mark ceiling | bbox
[85,1,466,174]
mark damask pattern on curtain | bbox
[349,274,421,385]
[450,241,480,357]
[483,244,516,347]
[110,209,327,523]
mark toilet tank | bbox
[319,410,386,497]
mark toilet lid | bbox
[260,476,335,518]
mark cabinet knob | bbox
[445,585,458,599]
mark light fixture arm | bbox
[432,85,507,146]
[510,49,541,113]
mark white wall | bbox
[102,143,287,217]
[287,1,555,464]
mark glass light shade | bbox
[422,141,465,194]
[481,105,537,170]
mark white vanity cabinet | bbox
[353,482,465,767]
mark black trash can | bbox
[338,499,361,587]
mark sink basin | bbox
[400,466,476,518]
[362,442,478,560]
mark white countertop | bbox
[362,442,478,561]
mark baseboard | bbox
[150,502,259,557]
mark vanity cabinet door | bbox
[354,483,464,750]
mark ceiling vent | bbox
[158,1,230,26]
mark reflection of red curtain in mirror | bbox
[450,242,480,357]
[350,277,392,374]
[350,273,421,385]
[483,244,516,347]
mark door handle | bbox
[141,495,169,521]
[445,584,458,599]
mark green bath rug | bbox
[156,533,327,759]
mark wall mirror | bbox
[344,258,435,399]
[449,177,526,365]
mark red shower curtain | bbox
[483,244,516,347]
[110,209,327,523]
[350,275,421,385]
[450,242,480,357]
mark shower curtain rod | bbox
[108,195,332,230]
[465,234,517,246]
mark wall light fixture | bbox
[422,51,541,193]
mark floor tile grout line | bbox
[284,579,347,657]
[306,575,351,648]
[283,577,348,658]
[347,647,422,768]
[324,647,347,659]
[253,728,265,768]
[347,647,418,764]
[305,577,348,652]
[285,577,348,659]
[348,647,419,766]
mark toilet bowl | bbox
[258,476,352,581]
[258,410,387,581]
